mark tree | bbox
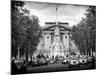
[11,1,26,58]
[11,1,42,61]
[25,15,41,61]
[71,6,96,55]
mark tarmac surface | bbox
[26,62,95,74]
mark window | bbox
[47,36,49,38]
[65,36,67,38]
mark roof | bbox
[41,25,71,31]
[45,22,69,25]
[40,22,71,31]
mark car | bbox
[12,58,27,74]
[49,59,55,64]
[54,58,59,63]
[32,58,41,67]
[87,56,94,63]
[58,56,64,62]
[79,58,87,65]
[46,58,50,63]
[14,58,26,69]
[39,58,48,66]
[69,57,80,67]
[33,59,39,66]
[62,58,69,64]
[25,61,32,67]
[79,55,87,65]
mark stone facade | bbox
[34,22,79,58]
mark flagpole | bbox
[56,5,58,25]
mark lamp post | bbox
[69,31,70,57]
[17,46,20,59]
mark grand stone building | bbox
[34,22,79,58]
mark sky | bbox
[23,1,89,26]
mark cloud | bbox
[24,1,89,26]
[24,1,56,10]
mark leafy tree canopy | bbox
[11,1,42,60]
[71,6,96,55]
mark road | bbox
[26,62,95,73]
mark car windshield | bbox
[80,55,87,59]
[69,57,78,60]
